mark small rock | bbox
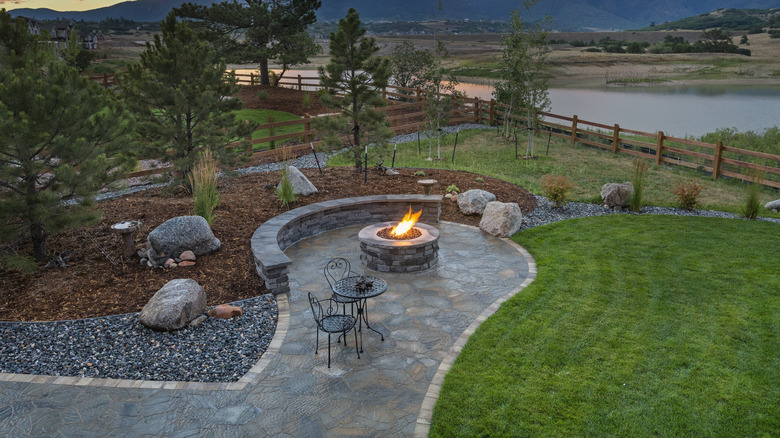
[286,165,318,196]
[601,182,633,208]
[457,189,495,215]
[179,250,196,261]
[137,248,148,258]
[188,315,208,328]
[765,199,780,211]
[178,261,196,267]
[208,304,243,319]
[385,168,400,176]
[445,193,453,199]
[140,258,148,266]
[139,279,207,331]
[164,258,176,268]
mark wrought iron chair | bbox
[324,257,360,315]
[308,292,359,368]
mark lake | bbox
[454,82,780,138]
[234,68,780,138]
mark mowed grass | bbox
[233,108,302,151]
[328,129,779,217]
[430,215,780,437]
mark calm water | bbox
[235,68,780,138]
[453,82,780,138]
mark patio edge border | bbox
[412,232,537,437]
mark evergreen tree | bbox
[494,2,550,157]
[0,10,135,264]
[176,0,321,86]
[120,12,252,186]
[317,8,392,170]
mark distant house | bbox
[49,20,75,41]
[15,16,42,36]
[80,33,99,50]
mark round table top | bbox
[333,276,388,300]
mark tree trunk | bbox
[31,222,47,262]
[259,58,270,86]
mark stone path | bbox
[0,222,534,437]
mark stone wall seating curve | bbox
[251,195,443,295]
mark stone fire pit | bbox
[359,222,440,273]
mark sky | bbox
[1,0,127,11]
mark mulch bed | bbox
[0,85,536,322]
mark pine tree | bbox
[120,12,252,186]
[0,10,135,264]
[317,8,393,170]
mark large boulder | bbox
[479,201,523,238]
[148,215,220,258]
[600,182,633,208]
[286,165,318,196]
[765,199,780,213]
[457,189,496,215]
[139,279,207,331]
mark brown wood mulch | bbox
[0,167,536,322]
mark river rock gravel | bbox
[0,295,277,382]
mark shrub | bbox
[742,171,763,219]
[540,174,575,208]
[414,170,426,177]
[302,94,312,109]
[629,159,649,212]
[188,149,219,224]
[257,89,269,100]
[475,177,484,183]
[672,180,704,210]
[446,184,460,193]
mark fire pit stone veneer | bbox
[359,222,439,272]
[251,195,442,295]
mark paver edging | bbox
[412,230,537,437]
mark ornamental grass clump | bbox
[672,179,704,210]
[540,174,575,208]
[742,170,763,219]
[275,146,297,208]
[629,159,649,212]
[188,149,219,225]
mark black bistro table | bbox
[332,275,388,353]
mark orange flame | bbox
[392,206,423,237]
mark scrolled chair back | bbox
[324,257,352,290]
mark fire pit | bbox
[359,207,440,273]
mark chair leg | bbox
[327,333,332,368]
[353,327,360,359]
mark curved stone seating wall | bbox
[251,195,443,295]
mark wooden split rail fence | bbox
[92,71,780,189]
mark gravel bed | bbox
[522,195,780,229]
[0,295,277,382]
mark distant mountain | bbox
[8,0,780,31]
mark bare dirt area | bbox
[234,84,330,116]
[0,166,535,322]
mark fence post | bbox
[489,99,496,126]
[416,86,421,101]
[103,73,108,89]
[304,113,311,144]
[612,124,620,154]
[298,74,302,91]
[250,72,255,86]
[571,115,578,145]
[655,131,664,165]
[713,140,724,180]
[382,87,387,102]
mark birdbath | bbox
[417,179,438,195]
[110,220,141,257]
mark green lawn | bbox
[430,215,779,437]
[327,128,780,218]
[233,108,302,151]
